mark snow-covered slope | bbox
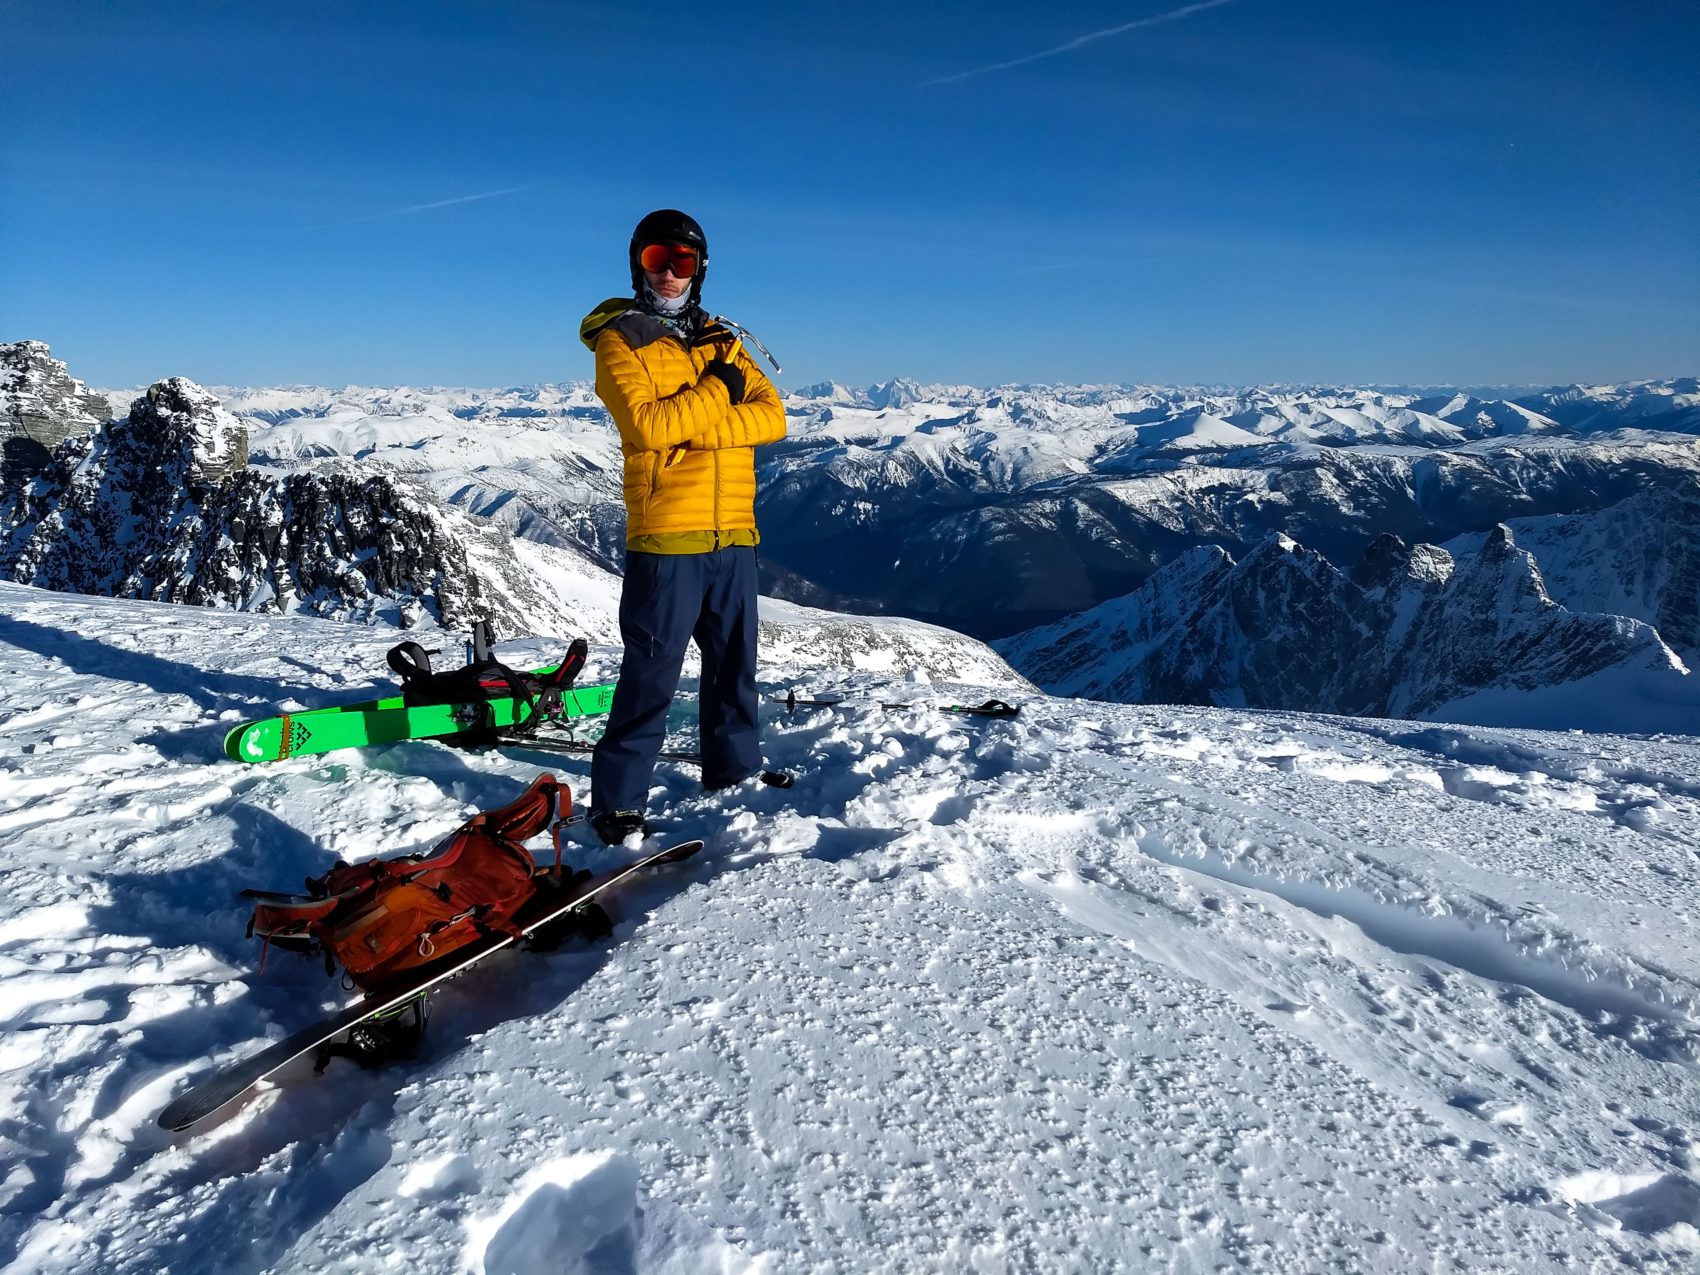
[757,596,1031,687]
[2,585,1697,1272]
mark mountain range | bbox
[201,374,1700,645]
[755,379,1700,640]
[4,340,1695,731]
[0,343,1020,687]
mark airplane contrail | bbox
[924,0,1239,87]
[323,184,539,228]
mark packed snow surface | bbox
[1,584,1697,1272]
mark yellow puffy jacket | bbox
[580,299,787,549]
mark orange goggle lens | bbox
[638,243,699,278]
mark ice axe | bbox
[668,317,783,467]
[711,315,781,374]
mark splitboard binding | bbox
[314,995,429,1072]
[157,837,704,1134]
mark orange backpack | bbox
[248,774,569,989]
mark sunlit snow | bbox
[1,583,1696,1272]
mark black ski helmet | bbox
[629,208,708,301]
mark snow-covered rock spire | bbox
[0,339,113,478]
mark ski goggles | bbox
[637,242,700,278]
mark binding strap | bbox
[518,638,590,737]
[548,781,574,876]
[470,619,494,665]
[386,641,434,690]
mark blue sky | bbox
[6,0,1697,390]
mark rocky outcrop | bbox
[0,376,578,631]
[0,341,113,477]
[123,377,248,485]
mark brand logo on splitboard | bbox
[278,715,314,760]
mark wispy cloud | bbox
[1426,281,1700,323]
[317,183,540,229]
[924,0,1239,87]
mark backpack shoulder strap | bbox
[476,773,565,843]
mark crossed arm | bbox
[596,331,787,453]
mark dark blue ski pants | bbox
[591,547,761,813]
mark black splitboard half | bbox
[157,839,704,1134]
[497,734,704,764]
[931,699,1019,718]
[772,690,1020,719]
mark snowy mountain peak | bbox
[867,377,924,409]
[119,376,249,486]
[792,380,861,405]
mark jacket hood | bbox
[580,297,635,351]
[581,298,731,353]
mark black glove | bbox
[701,360,746,405]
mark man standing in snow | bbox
[578,210,789,845]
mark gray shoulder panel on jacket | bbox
[611,312,670,351]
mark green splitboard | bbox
[224,677,617,764]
